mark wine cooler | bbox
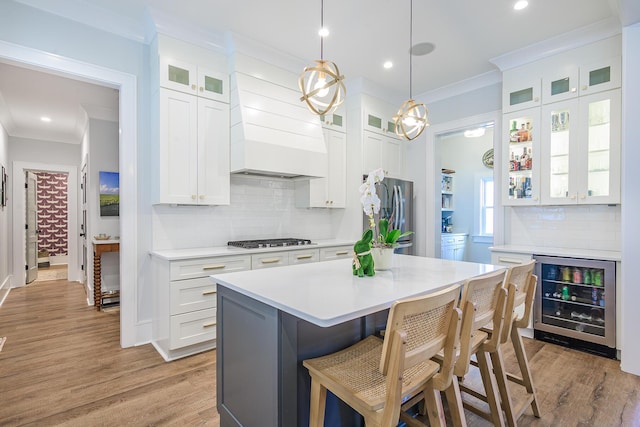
[533,255,616,358]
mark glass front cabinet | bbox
[534,255,616,358]
[540,89,621,205]
[502,108,541,205]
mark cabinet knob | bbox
[199,195,205,200]
[570,194,577,200]
[199,87,204,92]
[580,194,586,200]
[534,97,539,102]
[191,195,197,200]
[582,85,588,91]
[571,87,577,93]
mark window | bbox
[480,177,494,236]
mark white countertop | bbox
[92,238,120,245]
[489,245,621,261]
[150,239,354,261]
[211,255,502,328]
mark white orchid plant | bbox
[360,168,413,248]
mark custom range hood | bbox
[229,54,327,178]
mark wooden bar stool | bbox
[303,284,463,427]
[461,261,540,426]
[443,268,509,427]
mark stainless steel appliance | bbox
[228,238,312,249]
[362,176,414,255]
[533,255,616,358]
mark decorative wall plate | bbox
[482,148,494,168]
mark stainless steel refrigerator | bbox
[362,176,415,255]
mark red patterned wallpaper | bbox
[36,172,68,256]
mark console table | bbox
[92,239,120,311]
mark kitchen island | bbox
[212,255,502,427]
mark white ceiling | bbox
[1,0,636,144]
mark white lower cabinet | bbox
[289,249,320,265]
[152,244,352,361]
[490,250,534,330]
[251,251,290,269]
[152,254,250,361]
[441,234,466,261]
[319,245,352,261]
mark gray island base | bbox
[213,256,501,426]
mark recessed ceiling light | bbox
[40,116,51,123]
[318,27,329,37]
[383,61,393,69]
[514,0,528,10]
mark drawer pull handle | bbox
[202,264,226,270]
[202,290,216,296]
[202,322,216,328]
[498,257,524,265]
[297,254,313,260]
[261,258,281,264]
[336,251,349,255]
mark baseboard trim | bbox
[0,276,11,307]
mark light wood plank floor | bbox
[1,279,640,426]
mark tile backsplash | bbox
[508,205,621,251]
[152,175,335,250]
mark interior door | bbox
[81,163,88,285]
[25,171,38,284]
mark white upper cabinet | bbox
[157,89,230,205]
[295,126,347,208]
[502,38,621,207]
[540,89,621,205]
[320,107,347,132]
[502,72,541,113]
[362,108,404,178]
[578,57,621,96]
[160,57,229,103]
[153,48,230,206]
[541,56,621,104]
[502,108,542,206]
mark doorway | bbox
[436,124,495,263]
[1,42,138,348]
[424,111,503,262]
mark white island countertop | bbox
[211,255,502,328]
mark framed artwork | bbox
[1,165,6,208]
[99,171,119,217]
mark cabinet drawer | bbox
[170,277,217,315]
[169,308,216,350]
[491,252,532,266]
[288,249,320,265]
[251,252,289,270]
[441,235,465,247]
[170,255,251,280]
[319,245,353,261]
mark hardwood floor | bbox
[0,279,218,426]
[1,279,639,426]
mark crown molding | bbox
[418,70,502,104]
[146,7,225,53]
[490,16,622,72]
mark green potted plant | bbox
[360,169,413,270]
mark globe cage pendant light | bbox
[299,0,346,116]
[393,0,429,141]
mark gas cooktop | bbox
[228,238,313,249]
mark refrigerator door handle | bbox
[398,185,404,232]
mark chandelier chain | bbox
[409,0,413,99]
[320,0,324,60]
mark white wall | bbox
[439,129,494,263]
[88,119,120,292]
[620,22,640,376]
